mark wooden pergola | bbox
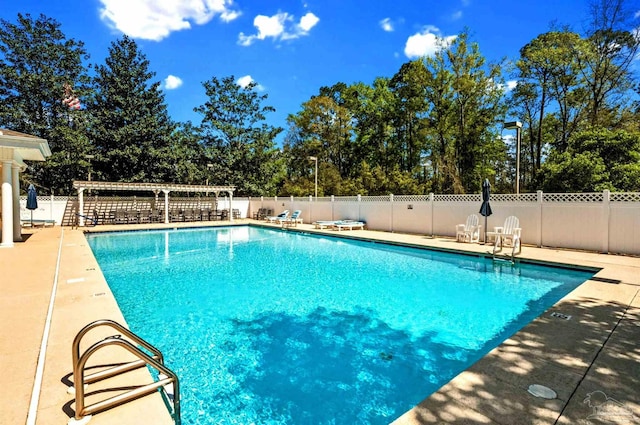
[72,181,236,226]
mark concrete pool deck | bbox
[2,220,639,424]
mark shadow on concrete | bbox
[396,294,640,424]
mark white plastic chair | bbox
[488,216,522,256]
[456,214,481,243]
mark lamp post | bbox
[503,121,522,194]
[205,163,213,186]
[84,154,95,196]
[308,156,318,198]
[84,154,95,182]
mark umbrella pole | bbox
[484,215,487,244]
[31,210,33,226]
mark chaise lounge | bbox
[332,220,366,231]
[265,210,289,223]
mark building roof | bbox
[0,128,51,163]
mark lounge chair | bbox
[456,214,481,243]
[265,210,289,223]
[487,215,522,256]
[314,220,340,229]
[282,210,303,227]
[333,220,365,231]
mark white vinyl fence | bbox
[19,195,68,224]
[249,191,640,256]
[18,191,640,255]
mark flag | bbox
[63,83,81,110]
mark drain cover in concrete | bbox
[528,384,557,399]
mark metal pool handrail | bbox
[69,319,180,424]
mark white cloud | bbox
[299,12,319,32]
[236,75,264,91]
[238,11,319,46]
[99,0,241,41]
[451,10,463,20]
[506,80,518,91]
[164,75,183,90]
[404,26,456,58]
[380,18,394,32]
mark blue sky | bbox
[8,0,595,138]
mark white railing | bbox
[18,191,640,255]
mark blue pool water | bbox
[86,226,593,425]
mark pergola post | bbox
[77,187,85,227]
[12,164,21,241]
[1,160,14,247]
[163,190,170,224]
[228,191,233,222]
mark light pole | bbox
[84,154,95,196]
[205,163,213,186]
[84,154,95,182]
[308,156,318,198]
[504,121,522,194]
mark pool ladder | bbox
[491,234,519,264]
[68,319,180,425]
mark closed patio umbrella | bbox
[479,179,492,244]
[26,184,38,226]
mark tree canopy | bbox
[1,0,639,196]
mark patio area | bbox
[2,221,639,424]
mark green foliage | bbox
[194,75,283,196]
[539,128,640,191]
[3,6,640,197]
[0,13,91,194]
[538,151,610,192]
[88,36,175,183]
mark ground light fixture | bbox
[503,121,522,194]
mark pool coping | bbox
[4,220,639,424]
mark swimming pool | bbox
[86,226,593,424]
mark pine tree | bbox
[0,13,91,194]
[89,35,175,182]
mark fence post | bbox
[331,195,335,221]
[429,193,434,238]
[537,190,543,247]
[390,194,394,232]
[603,190,610,253]
[357,194,361,221]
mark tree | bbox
[288,94,354,177]
[88,36,175,183]
[195,75,283,196]
[0,13,91,194]
[389,61,429,175]
[167,122,207,184]
[539,128,640,191]
[582,0,639,126]
[514,30,590,170]
[422,31,506,193]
